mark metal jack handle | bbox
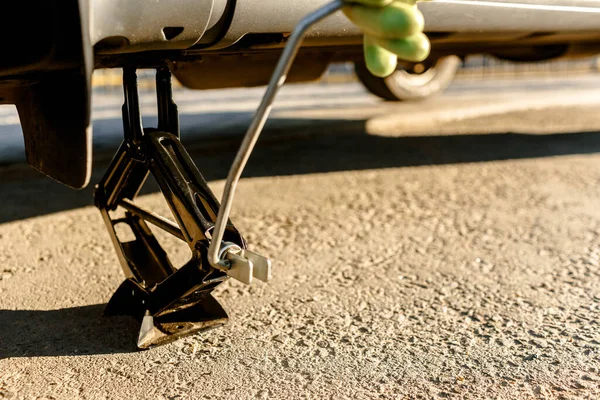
[208,0,345,270]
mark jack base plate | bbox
[105,279,228,349]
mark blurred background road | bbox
[2,61,600,399]
[1,57,600,165]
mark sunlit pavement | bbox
[3,74,600,398]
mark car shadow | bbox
[0,305,141,359]
[1,116,600,224]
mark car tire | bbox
[355,55,462,101]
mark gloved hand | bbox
[343,0,430,77]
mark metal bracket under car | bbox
[95,68,271,349]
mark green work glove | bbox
[343,0,430,77]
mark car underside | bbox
[3,0,600,188]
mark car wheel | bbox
[355,55,462,101]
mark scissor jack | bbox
[95,68,271,348]
[96,1,343,349]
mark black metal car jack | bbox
[96,1,343,349]
[95,68,271,348]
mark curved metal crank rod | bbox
[207,0,345,274]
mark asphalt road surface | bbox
[3,75,600,399]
